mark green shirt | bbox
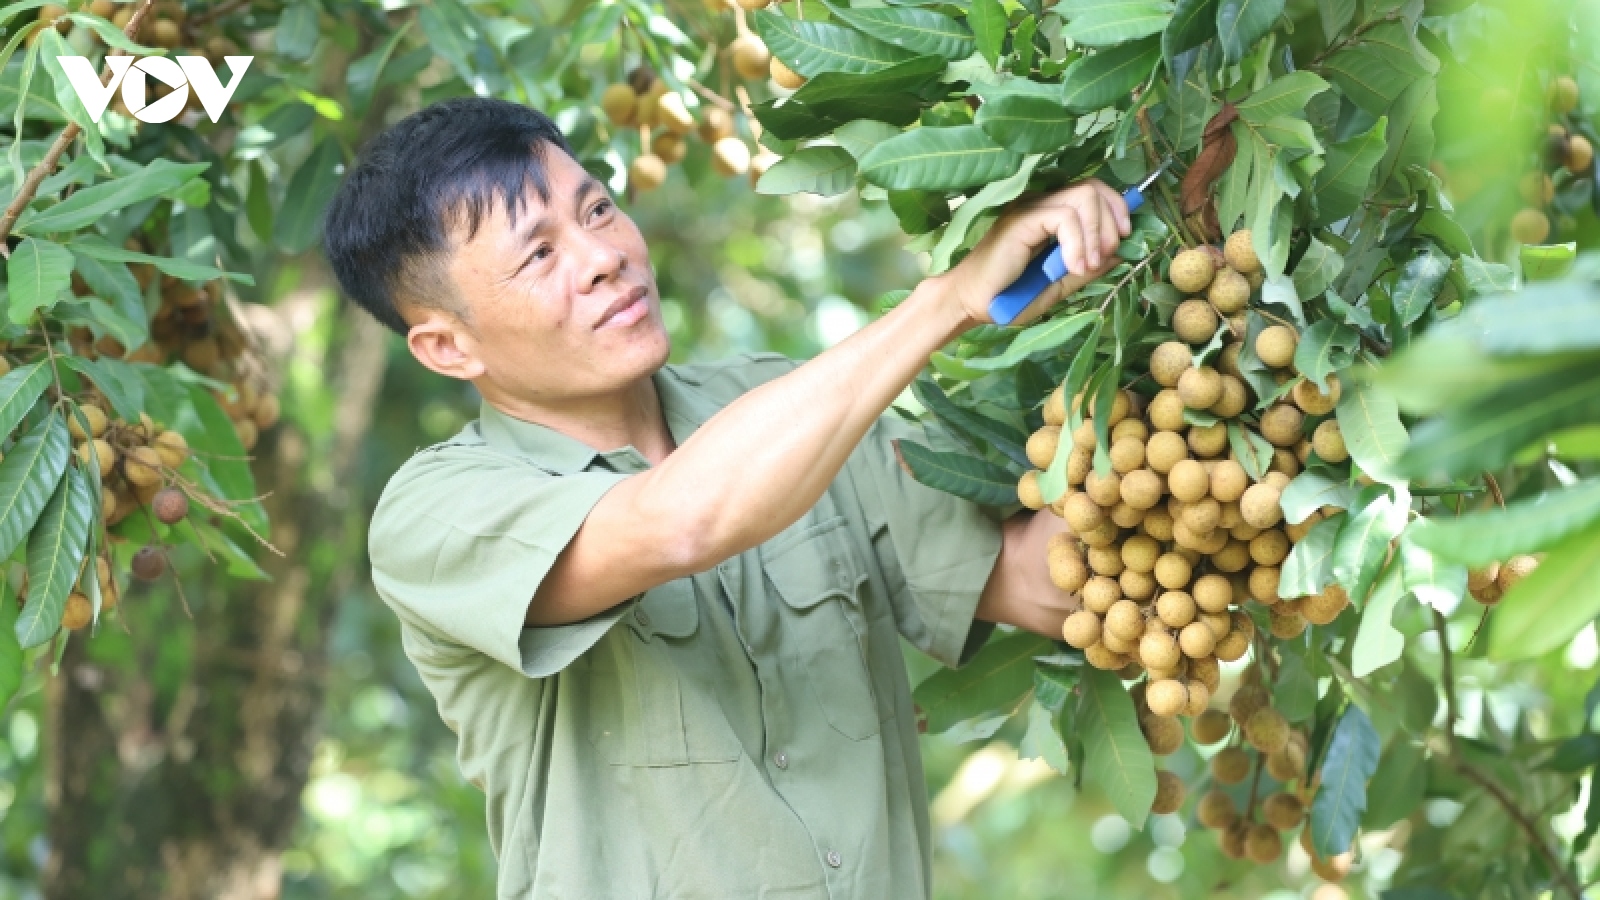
[369,352,1005,900]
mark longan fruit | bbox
[1181,497,1222,534]
[1219,822,1250,859]
[1313,419,1348,463]
[1550,74,1580,113]
[1192,708,1231,744]
[1269,447,1300,478]
[1151,770,1186,815]
[1245,706,1290,755]
[1190,655,1221,693]
[1150,341,1193,388]
[1019,471,1045,510]
[78,439,116,477]
[1249,530,1290,567]
[1026,425,1061,469]
[1212,375,1249,418]
[1208,267,1251,314]
[1257,404,1303,448]
[1223,230,1261,274]
[1144,714,1184,755]
[630,153,668,191]
[1285,508,1323,542]
[1144,432,1188,475]
[68,404,109,441]
[1185,575,1227,615]
[1217,342,1242,376]
[1064,493,1106,533]
[1141,508,1176,542]
[1498,554,1539,591]
[1071,418,1096,449]
[1183,680,1211,717]
[1084,643,1128,670]
[1211,746,1252,785]
[1111,417,1149,443]
[1510,207,1550,244]
[1292,375,1341,415]
[1061,610,1102,648]
[1239,483,1283,528]
[1082,576,1122,614]
[1246,824,1283,863]
[1173,299,1219,344]
[1169,248,1217,294]
[1088,544,1126,577]
[1248,565,1281,604]
[1187,422,1229,458]
[1141,635,1183,674]
[1148,390,1188,432]
[1269,607,1307,639]
[1569,135,1595,174]
[124,446,163,487]
[1220,502,1246,531]
[1177,366,1223,410]
[1255,325,1298,368]
[1214,628,1251,661]
[1109,436,1145,474]
[1067,446,1094,485]
[1049,550,1090,593]
[711,137,752,176]
[1105,599,1145,642]
[1197,789,1238,829]
[729,34,772,80]
[1119,534,1160,573]
[1230,610,1256,642]
[1264,471,1291,491]
[1179,621,1217,658]
[1168,459,1210,503]
[1266,747,1303,782]
[154,430,189,468]
[1230,683,1269,727]
[1153,553,1193,591]
[1081,520,1121,547]
[1197,611,1230,640]
[1084,469,1122,507]
[61,591,93,630]
[601,83,641,124]
[1156,590,1196,628]
[1207,459,1246,504]
[1262,792,1304,830]
[1468,562,1501,594]
[1110,500,1147,528]
[1120,569,1158,600]
[1116,468,1163,511]
[1101,626,1136,655]
[1043,385,1066,426]
[770,56,806,89]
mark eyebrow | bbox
[507,174,604,278]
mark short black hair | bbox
[322,96,576,335]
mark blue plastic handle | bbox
[987,186,1148,326]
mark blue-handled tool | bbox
[988,162,1170,326]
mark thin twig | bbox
[1484,472,1506,509]
[1100,234,1177,314]
[1244,751,1266,820]
[686,78,736,112]
[187,0,251,27]
[138,506,192,618]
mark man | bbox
[322,96,1131,899]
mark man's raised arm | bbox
[528,180,1131,626]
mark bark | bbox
[41,281,392,900]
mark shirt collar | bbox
[476,364,722,475]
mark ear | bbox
[407,312,486,381]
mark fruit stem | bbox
[1482,471,1506,509]
[1243,751,1265,820]
[1099,234,1176,315]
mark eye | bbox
[589,198,614,221]
[532,244,552,261]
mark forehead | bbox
[448,148,599,248]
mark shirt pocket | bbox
[582,578,742,766]
[761,515,881,741]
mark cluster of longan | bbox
[602,67,778,192]
[1466,554,1540,606]
[1186,676,1353,878]
[1512,75,1593,245]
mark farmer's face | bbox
[409,145,670,406]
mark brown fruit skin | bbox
[1018,471,1044,510]
[1511,208,1551,244]
[1178,621,1216,658]
[78,439,117,478]
[1245,706,1290,755]
[1229,682,1270,726]
[1213,375,1249,418]
[630,153,668,191]
[1084,643,1128,670]
[730,35,772,80]
[1026,425,1061,469]
[1151,770,1186,815]
[61,592,93,630]
[155,429,190,468]
[123,446,164,487]
[1191,708,1231,744]
[1245,823,1283,863]
[1177,366,1223,410]
[69,405,109,441]
[654,131,688,165]
[1551,74,1580,113]
[1256,325,1298,369]
[1169,248,1217,294]
[131,546,166,581]
[1207,267,1251,314]
[770,57,806,89]
[1146,678,1188,716]
[1156,590,1196,628]
[1224,230,1261,274]
[712,137,751,176]
[153,487,188,524]
[1292,375,1341,415]
[1150,341,1193,388]
[1240,482,1284,529]
[600,83,638,125]
[1043,386,1066,426]
[1568,135,1595,174]
[1214,628,1251,661]
[1143,714,1184,755]
[1262,791,1305,829]
[1304,583,1350,625]
[1210,746,1252,785]
[1060,610,1102,649]
[697,107,735,143]
[1497,554,1539,591]
[1197,789,1238,829]
[1173,299,1219,344]
[1105,599,1145,642]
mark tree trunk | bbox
[41,282,391,900]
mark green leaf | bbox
[1443,281,1600,354]
[756,146,857,197]
[16,160,209,235]
[1077,667,1157,828]
[1291,237,1344,302]
[1019,697,1070,774]
[69,251,147,346]
[792,54,947,104]
[1162,0,1217,64]
[1061,0,1173,47]
[16,464,92,648]
[1274,652,1317,722]
[1280,513,1344,598]
[825,4,974,59]
[275,136,345,254]
[1310,704,1380,857]
[0,361,51,441]
[962,310,1098,370]
[1487,519,1600,661]
[1398,531,1465,613]
[975,94,1076,153]
[1313,117,1386,226]
[967,0,1006,67]
[1391,243,1449,329]
[1351,558,1406,677]
[0,413,70,564]
[757,10,918,76]
[913,630,1052,732]
[275,1,320,59]
[67,235,252,285]
[1040,321,1103,504]
[1293,319,1359,393]
[1061,38,1161,113]
[930,154,1041,272]
[1336,378,1409,484]
[1333,486,1407,604]
[911,377,1030,468]
[1520,242,1577,283]
[346,19,413,114]
[1459,256,1515,295]
[895,439,1018,506]
[184,383,267,534]
[5,237,72,324]
[0,591,21,710]
[1280,473,1356,523]
[1236,71,1329,124]
[1227,422,1273,481]
[859,125,1022,191]
[1409,479,1600,568]
[1321,23,1432,115]
[1362,740,1426,830]
[246,158,274,243]
[1215,0,1284,64]
[176,518,268,581]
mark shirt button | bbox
[773,751,788,769]
[825,850,842,868]
[635,608,651,627]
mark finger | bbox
[1055,206,1087,276]
[1098,194,1122,262]
[1097,180,1132,236]
[1078,194,1104,271]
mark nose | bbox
[574,227,626,293]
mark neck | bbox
[480,373,676,465]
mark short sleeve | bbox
[850,411,1005,668]
[369,444,631,677]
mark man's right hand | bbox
[932,179,1132,327]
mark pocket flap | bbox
[628,577,698,640]
[760,516,867,610]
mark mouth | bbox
[596,284,650,330]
